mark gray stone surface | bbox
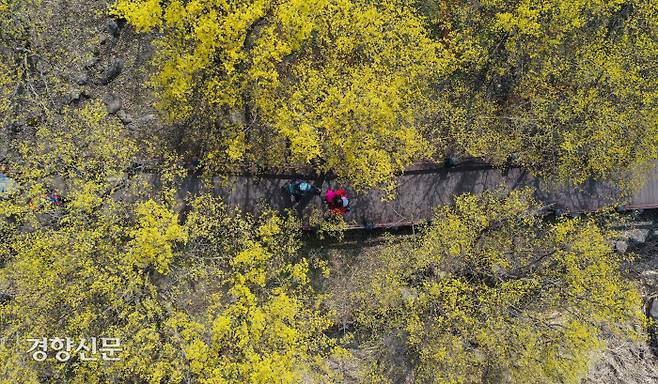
[629,229,650,244]
[84,54,99,69]
[116,110,133,124]
[75,73,89,85]
[99,58,123,85]
[107,19,119,38]
[104,93,122,114]
[615,241,629,254]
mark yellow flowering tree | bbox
[0,99,339,383]
[111,0,453,193]
[180,196,340,383]
[423,0,658,187]
[329,190,644,383]
[0,195,339,383]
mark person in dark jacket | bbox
[283,179,320,202]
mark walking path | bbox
[180,162,658,229]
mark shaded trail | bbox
[179,162,658,229]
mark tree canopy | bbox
[112,0,456,193]
[0,198,340,383]
[423,0,658,186]
[329,190,643,383]
[112,0,658,191]
[1,0,656,383]
[0,102,341,384]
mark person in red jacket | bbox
[324,187,350,215]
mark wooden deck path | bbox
[179,162,658,229]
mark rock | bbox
[104,94,122,114]
[649,298,658,321]
[99,58,123,85]
[107,19,120,38]
[615,240,629,253]
[136,114,155,125]
[75,73,89,86]
[628,229,650,245]
[229,110,245,125]
[116,110,133,124]
[136,43,156,65]
[69,88,93,103]
[84,56,99,69]
[126,114,157,130]
[399,287,416,303]
[67,89,82,104]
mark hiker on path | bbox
[324,187,350,215]
[28,190,64,209]
[48,193,63,206]
[283,179,320,203]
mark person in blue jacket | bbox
[283,179,320,202]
